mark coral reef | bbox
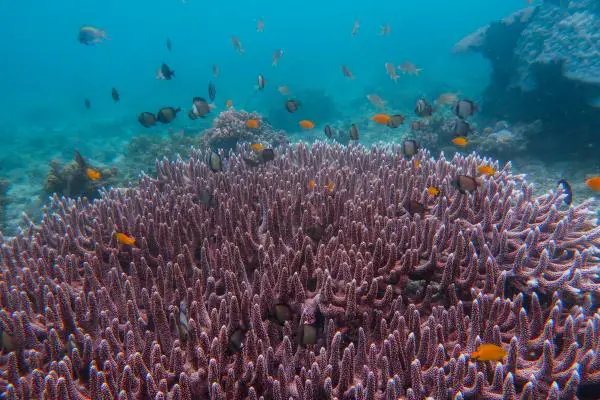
[1,142,599,399]
[44,152,117,199]
[454,1,600,159]
[43,152,118,199]
[200,109,288,153]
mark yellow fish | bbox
[452,137,469,147]
[477,165,496,176]
[414,160,420,168]
[470,343,506,362]
[86,168,101,181]
[251,143,264,152]
[427,186,440,197]
[325,182,334,192]
[308,179,316,190]
[114,232,136,246]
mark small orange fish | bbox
[299,120,315,129]
[414,160,420,168]
[452,137,469,147]
[114,232,136,246]
[427,186,440,197]
[477,165,496,176]
[247,119,260,129]
[226,100,233,108]
[251,143,264,152]
[585,176,600,191]
[470,343,506,362]
[86,168,101,181]
[371,114,391,125]
[325,182,334,192]
[308,179,316,190]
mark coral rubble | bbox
[1,143,599,399]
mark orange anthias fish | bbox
[372,114,391,125]
[251,143,264,152]
[427,186,440,196]
[470,343,506,362]
[247,119,260,129]
[308,179,316,190]
[325,182,334,192]
[299,120,315,129]
[585,176,600,191]
[477,165,496,176]
[114,232,136,246]
[452,137,469,147]
[86,168,101,181]
[413,160,420,169]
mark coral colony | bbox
[1,142,599,400]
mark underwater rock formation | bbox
[1,143,599,399]
[454,1,600,159]
[200,109,288,153]
[43,151,117,199]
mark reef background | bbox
[0,0,598,233]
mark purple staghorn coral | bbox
[1,142,599,399]
[200,109,288,153]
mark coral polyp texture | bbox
[1,143,600,400]
[200,109,288,153]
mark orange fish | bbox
[325,182,334,192]
[585,176,600,191]
[226,100,233,108]
[299,120,315,129]
[477,165,496,176]
[414,160,420,169]
[247,119,260,129]
[308,179,316,190]
[427,186,440,196]
[452,137,469,147]
[86,168,101,181]
[372,114,391,125]
[114,232,136,246]
[251,143,264,152]
[470,343,506,362]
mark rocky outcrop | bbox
[454,0,600,160]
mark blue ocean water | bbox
[0,0,567,232]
